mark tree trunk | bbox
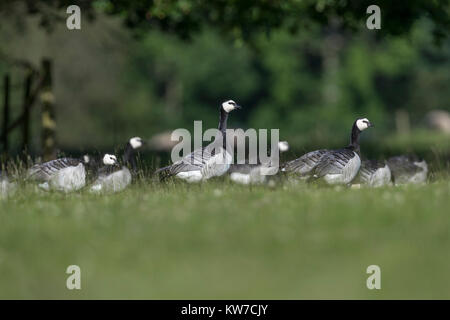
[2,74,10,157]
[40,58,56,161]
[22,69,33,153]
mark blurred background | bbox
[0,0,449,169]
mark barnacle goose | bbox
[229,141,289,185]
[27,156,91,193]
[353,160,392,187]
[387,155,428,185]
[90,137,144,193]
[282,118,373,185]
[155,100,241,182]
[0,170,16,198]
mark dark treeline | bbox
[0,1,448,167]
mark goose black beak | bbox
[235,104,242,110]
[369,122,374,127]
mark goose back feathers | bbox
[355,160,392,187]
[311,148,361,184]
[27,158,86,192]
[282,149,328,177]
[387,155,428,185]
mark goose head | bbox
[103,154,118,166]
[355,118,373,131]
[82,154,90,164]
[222,100,241,113]
[278,141,289,153]
[129,137,144,150]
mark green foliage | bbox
[2,0,449,41]
[0,2,448,155]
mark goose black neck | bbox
[218,108,228,149]
[123,142,137,171]
[349,122,361,155]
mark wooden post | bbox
[22,70,33,153]
[40,58,56,161]
[2,74,10,156]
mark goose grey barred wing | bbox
[27,158,82,181]
[356,160,383,182]
[312,149,357,178]
[387,156,421,175]
[361,160,384,174]
[155,147,214,178]
[282,149,328,175]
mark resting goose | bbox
[155,100,241,182]
[354,160,392,187]
[387,155,428,185]
[282,118,373,185]
[90,137,144,193]
[229,141,289,185]
[27,156,91,193]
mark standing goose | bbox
[353,160,392,187]
[282,118,373,185]
[155,100,241,182]
[90,137,144,193]
[27,156,91,193]
[387,155,428,185]
[229,141,289,185]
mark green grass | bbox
[0,179,449,299]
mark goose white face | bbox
[83,155,90,164]
[356,118,372,131]
[103,154,118,166]
[278,141,289,152]
[222,100,240,113]
[130,137,143,149]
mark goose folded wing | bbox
[165,147,215,176]
[360,160,384,175]
[313,149,356,178]
[387,157,420,175]
[283,149,328,174]
[356,160,379,182]
[28,158,82,181]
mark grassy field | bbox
[0,178,449,299]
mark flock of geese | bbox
[0,100,429,197]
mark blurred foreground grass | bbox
[0,179,449,299]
